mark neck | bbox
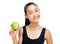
[29,22,40,28]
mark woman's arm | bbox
[9,27,23,44]
[12,36,17,44]
[9,29,18,44]
[45,29,53,44]
[18,27,23,44]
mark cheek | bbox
[28,16,33,20]
[27,16,33,21]
[28,14,33,19]
[36,12,40,19]
[38,14,40,18]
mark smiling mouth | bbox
[33,17,39,20]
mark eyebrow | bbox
[28,7,39,13]
[35,7,39,10]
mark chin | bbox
[30,18,40,23]
[33,18,40,23]
[34,21,39,23]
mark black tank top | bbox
[22,26,46,44]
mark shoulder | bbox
[44,28,52,39]
[45,29,51,35]
[44,28,53,44]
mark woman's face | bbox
[25,4,40,23]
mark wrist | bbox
[12,36,16,39]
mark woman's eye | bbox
[35,10,38,12]
[29,12,32,14]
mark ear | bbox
[24,14,28,19]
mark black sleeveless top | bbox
[22,26,46,44]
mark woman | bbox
[9,2,53,44]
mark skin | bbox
[9,4,53,44]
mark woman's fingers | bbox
[9,29,17,37]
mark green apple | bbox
[11,22,19,31]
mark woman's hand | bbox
[9,29,18,44]
[9,27,23,44]
[9,29,17,38]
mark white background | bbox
[0,0,60,44]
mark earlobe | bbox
[24,14,28,19]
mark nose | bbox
[33,12,37,16]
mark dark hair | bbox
[24,2,37,26]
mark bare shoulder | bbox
[46,29,51,35]
[45,28,53,44]
[45,28,52,39]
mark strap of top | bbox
[40,28,46,40]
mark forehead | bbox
[26,4,38,12]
